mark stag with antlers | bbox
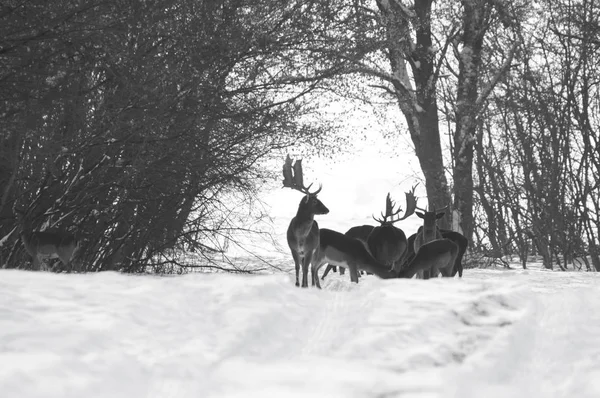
[366,186,418,273]
[283,155,329,288]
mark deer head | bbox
[415,204,448,242]
[372,184,418,225]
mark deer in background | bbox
[367,187,417,273]
[15,209,79,272]
[406,228,468,277]
[413,205,459,278]
[283,155,329,288]
[441,229,468,277]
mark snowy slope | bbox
[0,267,599,398]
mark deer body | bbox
[368,189,417,273]
[368,225,407,273]
[414,207,455,278]
[440,229,468,277]
[321,225,374,279]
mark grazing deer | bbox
[367,187,417,273]
[283,155,329,288]
[311,228,458,288]
[16,210,79,272]
[413,205,457,278]
[321,224,374,279]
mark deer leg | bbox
[60,258,73,274]
[301,255,310,288]
[339,266,346,275]
[347,263,360,284]
[33,255,43,271]
[321,264,334,280]
[291,250,301,287]
[312,259,324,289]
[310,250,319,286]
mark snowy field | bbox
[1,265,599,398]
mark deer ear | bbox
[436,212,445,219]
[303,193,310,203]
[416,212,424,219]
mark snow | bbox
[1,266,599,397]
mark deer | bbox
[367,187,417,273]
[311,227,458,289]
[413,205,459,278]
[321,187,417,281]
[407,228,468,277]
[283,155,329,288]
[321,224,374,279]
[440,229,468,277]
[15,210,79,272]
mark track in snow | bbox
[0,267,598,397]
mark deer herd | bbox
[283,155,468,288]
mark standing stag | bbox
[283,155,329,288]
[367,187,417,273]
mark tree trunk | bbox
[376,0,451,229]
[453,0,488,242]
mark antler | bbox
[396,184,418,221]
[372,184,419,224]
[282,154,294,187]
[416,203,450,214]
[282,155,322,195]
[372,193,401,224]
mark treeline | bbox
[472,0,600,270]
[1,0,599,272]
[0,0,331,272]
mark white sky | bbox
[251,99,435,257]
[2,265,599,397]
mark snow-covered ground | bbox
[1,265,599,398]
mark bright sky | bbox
[256,100,433,257]
[2,265,599,397]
